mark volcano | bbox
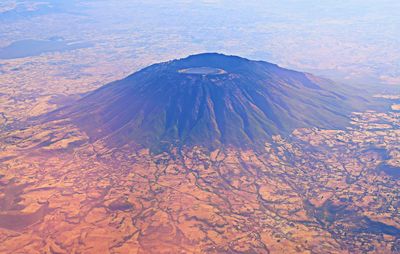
[49,53,374,150]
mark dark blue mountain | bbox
[49,53,379,150]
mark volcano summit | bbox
[50,53,374,150]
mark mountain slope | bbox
[49,53,376,150]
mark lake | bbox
[0,39,92,59]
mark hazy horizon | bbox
[1,0,399,90]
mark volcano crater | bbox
[178,67,227,75]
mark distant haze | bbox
[0,0,399,89]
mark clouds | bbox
[380,75,400,86]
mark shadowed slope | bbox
[49,53,376,150]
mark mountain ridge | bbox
[47,53,380,151]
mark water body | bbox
[0,1,86,22]
[354,217,400,236]
[364,147,390,160]
[378,163,400,179]
[0,39,92,59]
[178,67,227,75]
[363,148,400,179]
[311,200,400,236]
